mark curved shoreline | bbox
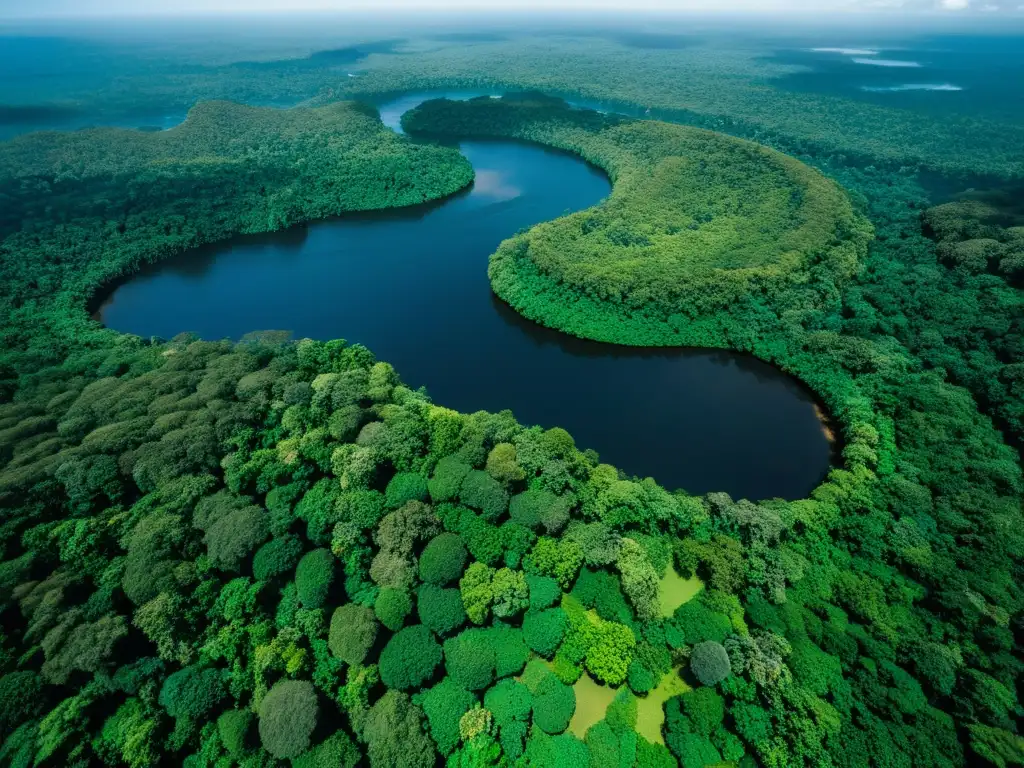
[95,95,836,501]
[1,41,1020,768]
[401,95,860,479]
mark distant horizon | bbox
[3,0,1024,21]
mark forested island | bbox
[0,21,1023,768]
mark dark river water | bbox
[96,92,833,500]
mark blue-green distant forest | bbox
[0,13,1023,768]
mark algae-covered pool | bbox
[569,673,620,738]
[658,565,704,618]
[636,668,691,745]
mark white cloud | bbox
[811,48,880,54]
[939,0,969,8]
[980,2,998,8]
[853,57,922,66]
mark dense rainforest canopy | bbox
[402,94,870,339]
[0,99,474,377]
[7,32,1023,177]
[0,26,1023,768]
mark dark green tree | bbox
[385,472,429,509]
[419,532,469,586]
[258,679,319,759]
[523,608,568,658]
[379,625,442,691]
[428,457,473,503]
[329,604,379,665]
[375,587,413,632]
[417,678,477,756]
[363,691,437,768]
[690,641,731,687]
[417,584,467,637]
[444,629,497,691]
[159,666,227,722]
[216,709,255,759]
[252,534,304,582]
[0,672,45,736]
[291,731,361,768]
[295,548,336,609]
[459,470,509,521]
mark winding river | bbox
[96,93,833,501]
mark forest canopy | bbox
[403,94,870,336]
[0,99,474,380]
[0,29,1022,768]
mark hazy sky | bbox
[1,0,1022,16]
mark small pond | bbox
[658,565,703,619]
[570,674,619,739]
[96,92,834,500]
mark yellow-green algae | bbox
[636,667,691,745]
[569,673,620,738]
[658,564,704,618]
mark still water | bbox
[97,94,833,500]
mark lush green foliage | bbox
[252,534,303,582]
[372,586,410,631]
[491,566,530,619]
[485,677,532,759]
[378,625,442,691]
[385,471,429,509]
[489,622,529,678]
[444,629,497,691]
[427,456,472,502]
[354,34,1024,175]
[460,561,496,624]
[363,691,437,768]
[14,31,1023,176]
[523,607,568,658]
[419,531,468,585]
[159,665,227,725]
[510,488,569,532]
[291,731,361,768]
[0,29,1023,768]
[527,574,562,610]
[404,94,869,341]
[417,583,467,636]
[395,93,1024,766]
[295,548,336,609]
[257,679,319,759]
[0,672,44,736]
[523,660,576,735]
[459,469,509,521]
[416,678,476,756]
[0,99,474,379]
[216,708,255,759]
[328,603,379,665]
[679,688,725,736]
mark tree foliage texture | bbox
[0,62,1022,768]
